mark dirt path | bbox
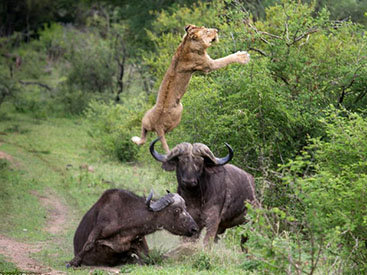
[0,149,120,274]
[0,151,20,167]
[31,190,69,235]
[0,235,63,274]
[0,188,68,274]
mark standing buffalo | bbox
[67,189,198,267]
[150,138,257,245]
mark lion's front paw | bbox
[235,51,250,64]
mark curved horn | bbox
[150,193,175,212]
[145,190,154,209]
[166,143,192,161]
[193,142,233,166]
[150,138,166,162]
[215,143,233,165]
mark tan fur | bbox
[132,24,250,152]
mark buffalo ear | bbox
[162,161,176,171]
[203,156,217,166]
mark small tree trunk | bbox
[114,34,127,102]
[116,56,125,102]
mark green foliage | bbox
[0,255,20,273]
[240,107,367,273]
[0,73,19,107]
[36,22,66,60]
[142,248,166,265]
[85,99,145,162]
[283,107,367,268]
[63,31,116,94]
[309,0,367,25]
[192,252,212,271]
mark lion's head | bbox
[184,24,219,49]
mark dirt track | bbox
[0,189,68,274]
[0,150,121,274]
[0,235,63,274]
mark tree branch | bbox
[249,47,268,57]
[290,28,318,45]
[18,80,53,91]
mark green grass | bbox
[0,106,249,274]
[0,255,20,273]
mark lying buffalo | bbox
[150,138,257,245]
[67,189,198,267]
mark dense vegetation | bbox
[1,0,367,273]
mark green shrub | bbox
[241,107,367,273]
[142,248,166,265]
[37,22,67,60]
[0,70,20,108]
[85,99,146,162]
[192,252,212,271]
[284,107,367,269]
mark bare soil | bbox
[0,151,20,167]
[31,190,69,235]
[0,235,63,274]
[0,188,68,274]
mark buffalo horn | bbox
[145,190,154,208]
[194,142,233,165]
[215,143,234,165]
[150,138,166,162]
[149,193,175,212]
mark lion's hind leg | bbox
[156,128,170,153]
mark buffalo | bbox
[150,138,257,246]
[67,189,198,267]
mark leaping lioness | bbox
[132,24,250,152]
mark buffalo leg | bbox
[68,226,103,267]
[68,222,122,267]
[203,215,221,246]
[129,237,149,265]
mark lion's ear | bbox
[185,24,195,32]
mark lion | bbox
[132,24,250,152]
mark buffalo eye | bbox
[174,208,182,214]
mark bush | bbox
[62,30,117,94]
[241,107,367,273]
[85,99,146,162]
[284,107,367,269]
[0,73,19,108]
